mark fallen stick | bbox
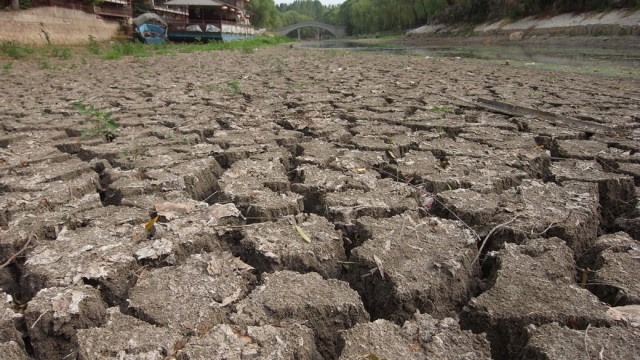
[452,96,620,135]
[0,230,35,270]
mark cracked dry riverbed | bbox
[1,45,640,360]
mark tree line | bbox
[247,0,639,35]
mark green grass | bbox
[0,41,32,59]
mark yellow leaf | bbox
[295,225,311,243]
[144,216,159,232]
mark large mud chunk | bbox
[323,179,417,224]
[458,126,538,150]
[519,322,640,360]
[75,307,183,360]
[128,252,255,330]
[24,285,107,360]
[381,151,528,193]
[293,139,341,168]
[553,139,640,163]
[23,224,139,305]
[232,271,369,359]
[217,158,303,221]
[0,293,24,348]
[579,232,640,306]
[176,323,321,360]
[339,313,491,359]
[461,238,614,360]
[435,180,599,256]
[550,159,636,227]
[345,213,478,323]
[0,341,30,360]
[235,214,345,279]
[291,165,379,213]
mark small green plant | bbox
[428,105,455,113]
[2,61,12,73]
[0,41,32,59]
[87,35,101,54]
[73,102,118,141]
[51,46,71,60]
[37,59,51,70]
[227,79,241,95]
[275,58,285,75]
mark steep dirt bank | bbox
[0,45,639,359]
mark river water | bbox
[299,40,640,76]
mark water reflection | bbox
[300,40,640,69]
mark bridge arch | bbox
[274,22,346,38]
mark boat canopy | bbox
[164,0,224,6]
[133,13,168,27]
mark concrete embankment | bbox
[0,7,119,45]
[407,9,640,40]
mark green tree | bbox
[248,0,282,29]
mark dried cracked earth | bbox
[1,44,639,360]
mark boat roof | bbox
[133,13,168,27]
[164,0,225,6]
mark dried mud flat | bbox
[1,45,640,359]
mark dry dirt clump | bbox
[0,44,638,359]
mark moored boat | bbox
[133,13,168,44]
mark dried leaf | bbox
[295,225,311,243]
[373,255,385,279]
[409,343,421,351]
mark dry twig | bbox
[472,215,520,265]
[0,230,36,270]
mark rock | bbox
[0,292,24,348]
[550,159,636,227]
[345,213,478,323]
[235,213,346,279]
[24,285,108,360]
[0,341,31,360]
[338,313,491,359]
[509,31,524,41]
[461,238,614,359]
[176,323,321,359]
[232,271,369,358]
[435,180,599,256]
[519,322,640,359]
[128,252,255,330]
[579,232,640,305]
[75,307,183,360]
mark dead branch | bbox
[0,230,36,270]
[584,324,591,360]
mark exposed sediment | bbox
[0,45,639,359]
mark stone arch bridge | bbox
[274,22,346,38]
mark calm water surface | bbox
[300,40,640,74]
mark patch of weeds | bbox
[275,58,285,75]
[0,41,32,59]
[428,105,455,113]
[227,79,241,95]
[289,81,306,88]
[529,90,541,97]
[87,35,101,55]
[102,40,148,60]
[51,46,71,60]
[2,61,12,73]
[73,102,118,141]
[163,131,174,139]
[37,59,51,70]
[241,45,254,54]
[326,49,339,57]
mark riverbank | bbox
[406,9,640,48]
[0,44,639,359]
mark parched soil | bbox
[1,44,639,359]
